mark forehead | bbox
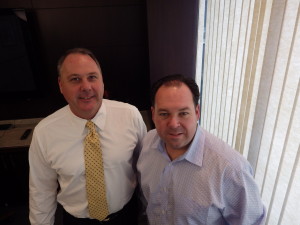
[62,53,95,66]
[155,84,194,107]
[60,53,101,75]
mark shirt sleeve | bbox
[29,128,58,225]
[222,162,266,225]
[131,108,147,172]
[136,109,147,151]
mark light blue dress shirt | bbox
[137,126,266,225]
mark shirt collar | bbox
[184,126,204,167]
[156,125,205,167]
[67,100,107,134]
[91,100,106,131]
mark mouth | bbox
[79,96,94,101]
[168,132,183,137]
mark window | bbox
[196,0,300,224]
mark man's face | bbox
[152,83,200,158]
[58,53,104,120]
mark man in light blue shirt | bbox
[137,74,266,225]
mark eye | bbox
[88,75,98,81]
[179,112,189,117]
[70,77,80,82]
[159,112,169,117]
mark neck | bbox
[165,147,187,161]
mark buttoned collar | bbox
[67,100,107,135]
[91,100,106,131]
[184,126,204,167]
[157,125,205,167]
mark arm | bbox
[132,109,148,221]
[222,162,266,225]
[29,129,58,225]
[132,108,147,173]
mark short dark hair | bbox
[151,74,200,106]
[57,47,101,76]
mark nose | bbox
[168,115,180,128]
[81,78,92,91]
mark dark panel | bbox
[32,4,150,109]
[31,0,144,9]
[0,2,150,120]
[0,10,37,95]
[147,0,199,84]
[0,0,32,9]
[0,148,29,206]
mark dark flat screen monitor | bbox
[0,9,41,101]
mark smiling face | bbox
[58,53,104,120]
[152,83,200,160]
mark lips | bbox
[79,95,94,100]
[168,132,183,137]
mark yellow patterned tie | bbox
[84,121,109,221]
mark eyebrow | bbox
[157,107,191,112]
[67,72,99,77]
[87,72,99,75]
[68,73,80,77]
[66,74,80,79]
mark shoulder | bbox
[103,99,143,120]
[102,100,146,133]
[142,129,160,149]
[200,127,252,173]
[144,129,159,140]
[103,99,138,111]
[34,105,69,132]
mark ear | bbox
[58,76,63,94]
[195,104,200,120]
[151,106,155,120]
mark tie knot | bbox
[86,121,97,133]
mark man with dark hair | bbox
[29,48,146,225]
[137,74,266,225]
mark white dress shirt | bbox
[29,99,146,225]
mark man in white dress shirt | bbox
[29,48,146,225]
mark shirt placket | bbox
[157,162,173,224]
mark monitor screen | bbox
[0,9,41,100]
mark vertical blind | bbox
[196,0,300,224]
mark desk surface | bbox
[0,118,43,149]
